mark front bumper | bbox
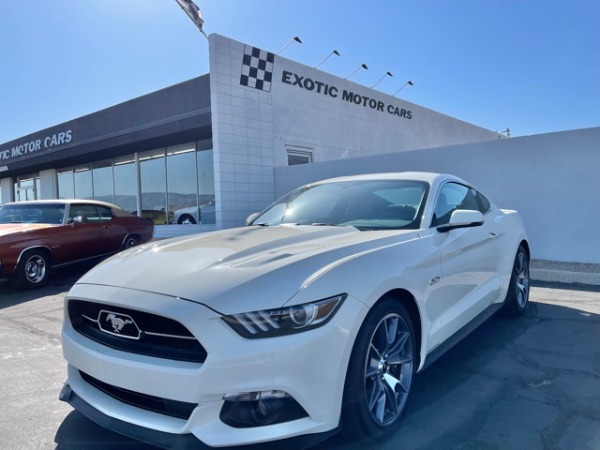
[59,384,338,450]
[61,283,367,448]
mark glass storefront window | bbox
[54,141,214,225]
[197,148,215,224]
[140,149,168,224]
[15,174,39,201]
[167,143,198,224]
[57,169,74,199]
[74,165,93,199]
[113,156,137,213]
[92,160,114,204]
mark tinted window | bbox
[432,183,481,227]
[252,180,428,230]
[0,204,65,224]
[475,191,491,213]
[70,204,101,223]
[98,206,114,222]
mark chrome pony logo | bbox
[98,310,141,340]
[106,313,132,333]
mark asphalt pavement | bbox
[1,266,599,450]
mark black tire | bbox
[501,245,530,317]
[178,214,196,224]
[12,249,50,289]
[122,235,139,250]
[342,298,416,439]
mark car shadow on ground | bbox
[55,411,157,450]
[0,262,96,309]
[53,285,600,450]
[316,305,543,450]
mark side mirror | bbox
[69,215,84,225]
[245,212,260,226]
[437,210,483,232]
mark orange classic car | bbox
[0,200,154,289]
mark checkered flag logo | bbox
[240,45,275,92]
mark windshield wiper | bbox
[311,223,339,227]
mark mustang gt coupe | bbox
[60,172,530,449]
[0,200,154,289]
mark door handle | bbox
[489,232,498,239]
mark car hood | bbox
[76,225,418,314]
[0,223,54,237]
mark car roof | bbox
[1,199,123,209]
[310,172,466,187]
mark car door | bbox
[425,182,505,350]
[96,205,128,252]
[62,204,109,261]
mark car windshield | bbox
[251,179,429,230]
[0,204,66,224]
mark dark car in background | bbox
[0,200,154,289]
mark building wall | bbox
[209,35,277,230]
[209,34,501,229]
[0,76,212,179]
[0,178,13,203]
[274,127,600,265]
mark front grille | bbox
[80,371,197,420]
[68,299,207,363]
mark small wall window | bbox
[287,150,313,166]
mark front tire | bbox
[502,245,530,317]
[342,299,416,439]
[12,249,50,289]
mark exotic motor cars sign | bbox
[281,70,413,120]
[0,129,73,165]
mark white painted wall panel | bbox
[274,127,600,264]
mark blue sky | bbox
[1,0,598,143]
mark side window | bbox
[97,206,113,223]
[432,183,479,227]
[475,191,491,213]
[70,204,101,223]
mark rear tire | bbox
[12,249,50,289]
[122,235,139,250]
[502,245,530,317]
[342,298,416,439]
[178,214,196,224]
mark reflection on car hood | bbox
[76,225,417,314]
[0,223,54,237]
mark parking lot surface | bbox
[1,267,599,450]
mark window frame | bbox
[431,182,491,228]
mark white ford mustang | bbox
[60,172,530,449]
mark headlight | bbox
[222,294,346,339]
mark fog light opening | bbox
[220,390,308,428]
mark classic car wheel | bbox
[178,214,197,224]
[502,245,530,317]
[123,235,139,249]
[13,250,50,289]
[342,299,416,438]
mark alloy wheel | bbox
[364,313,414,426]
[515,251,530,308]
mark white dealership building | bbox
[1,34,598,281]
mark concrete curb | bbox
[531,259,600,286]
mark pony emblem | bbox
[106,313,133,333]
[98,310,141,339]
